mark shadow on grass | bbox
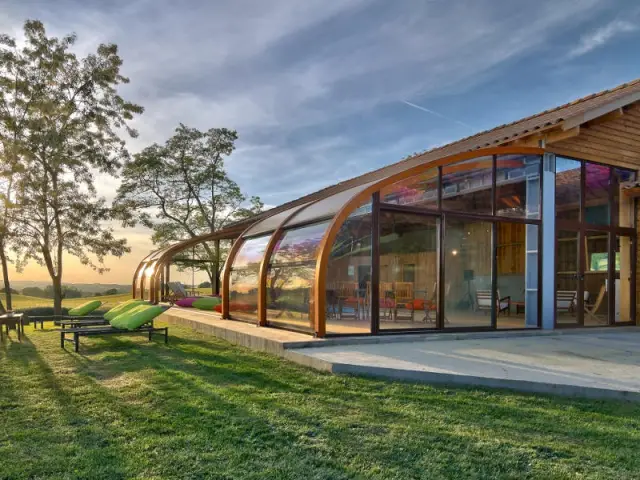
[3,325,640,478]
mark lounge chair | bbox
[60,304,168,352]
[476,289,511,316]
[166,282,188,305]
[57,299,148,329]
[584,285,607,324]
[556,290,577,314]
[67,300,103,318]
[60,325,168,352]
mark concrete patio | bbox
[288,329,640,401]
[160,307,640,401]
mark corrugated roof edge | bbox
[226,76,640,231]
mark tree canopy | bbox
[115,124,262,290]
[0,20,143,314]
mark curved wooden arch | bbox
[312,146,545,337]
[132,252,156,299]
[256,200,324,326]
[144,246,177,302]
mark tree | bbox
[104,288,118,295]
[198,281,211,289]
[0,27,32,311]
[2,21,143,315]
[115,124,262,292]
[22,286,46,298]
[43,285,82,299]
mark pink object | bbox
[175,297,200,307]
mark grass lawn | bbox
[1,325,639,479]
[0,293,132,311]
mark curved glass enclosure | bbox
[135,146,638,337]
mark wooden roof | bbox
[221,77,640,235]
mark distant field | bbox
[0,292,131,311]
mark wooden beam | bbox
[563,91,640,130]
[548,144,640,170]
[583,108,624,128]
[509,126,580,147]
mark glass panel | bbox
[495,155,541,219]
[496,223,539,328]
[380,168,438,210]
[325,199,372,334]
[266,221,330,332]
[232,235,270,268]
[170,241,221,296]
[379,212,438,330]
[555,158,581,222]
[229,234,270,320]
[556,230,579,325]
[286,181,378,228]
[613,168,636,228]
[441,156,493,214]
[584,231,609,325]
[584,163,610,226]
[443,217,492,328]
[243,203,310,237]
[229,269,260,320]
[615,235,633,323]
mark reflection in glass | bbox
[584,232,609,325]
[496,223,539,328]
[613,168,636,228]
[495,155,541,219]
[171,241,222,296]
[266,221,330,332]
[229,234,270,320]
[585,163,610,225]
[556,158,581,222]
[379,212,438,330]
[441,157,493,214]
[556,230,580,325]
[443,217,492,328]
[380,168,438,209]
[615,235,632,323]
[286,181,377,228]
[325,199,372,334]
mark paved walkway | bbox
[289,329,640,400]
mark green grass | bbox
[1,325,640,479]
[0,292,131,311]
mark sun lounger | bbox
[59,303,168,352]
[166,282,189,305]
[60,325,168,352]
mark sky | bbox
[1,0,640,284]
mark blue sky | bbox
[2,0,640,282]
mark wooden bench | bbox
[60,325,168,352]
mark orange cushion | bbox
[413,299,425,310]
[214,304,222,313]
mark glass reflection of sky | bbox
[271,221,330,264]
[233,235,270,268]
[556,157,581,173]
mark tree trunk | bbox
[0,243,13,311]
[52,276,63,317]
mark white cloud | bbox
[568,19,637,58]
[3,0,634,283]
